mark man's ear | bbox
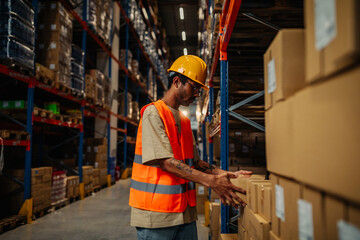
[173,76,181,88]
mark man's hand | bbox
[210,172,247,207]
[233,170,252,177]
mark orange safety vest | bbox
[129,100,196,213]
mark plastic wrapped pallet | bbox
[85,74,96,102]
[0,0,35,26]
[131,101,139,122]
[0,36,34,70]
[103,75,111,109]
[118,92,132,118]
[0,13,35,48]
[74,0,97,32]
[37,1,73,87]
[51,170,66,203]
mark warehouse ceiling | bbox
[156,0,201,60]
[154,0,304,132]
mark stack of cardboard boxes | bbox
[66,176,80,199]
[82,166,94,194]
[84,138,108,187]
[209,202,221,240]
[89,69,106,107]
[263,0,360,239]
[196,184,209,215]
[37,1,73,87]
[93,168,100,187]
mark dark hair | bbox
[168,71,187,89]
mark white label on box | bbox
[229,143,235,153]
[51,3,56,9]
[337,220,360,240]
[94,146,98,153]
[39,24,44,30]
[275,184,285,221]
[87,146,91,153]
[314,0,337,50]
[242,145,249,153]
[198,185,205,195]
[267,59,277,93]
[50,42,57,49]
[3,102,9,107]
[51,24,56,30]
[49,64,55,70]
[15,101,21,107]
[298,199,314,240]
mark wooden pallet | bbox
[0,59,33,77]
[92,185,101,193]
[33,107,54,119]
[68,195,80,203]
[0,215,26,234]
[0,130,30,140]
[32,205,52,220]
[55,82,72,95]
[36,63,55,87]
[53,114,64,121]
[50,198,69,211]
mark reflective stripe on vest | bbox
[129,100,196,213]
[131,179,187,194]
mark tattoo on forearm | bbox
[195,161,216,173]
[169,158,193,175]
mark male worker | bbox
[129,55,251,240]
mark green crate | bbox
[12,100,26,109]
[44,102,60,115]
[0,101,13,109]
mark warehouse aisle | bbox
[0,179,209,240]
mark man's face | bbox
[178,77,202,106]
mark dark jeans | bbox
[136,221,198,240]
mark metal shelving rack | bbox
[0,0,168,224]
[204,0,267,233]
[116,0,168,169]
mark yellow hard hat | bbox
[167,55,208,90]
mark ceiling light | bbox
[142,8,148,20]
[182,31,186,41]
[183,48,188,55]
[179,7,184,20]
[198,8,204,20]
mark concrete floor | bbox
[0,179,209,240]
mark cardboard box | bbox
[305,0,360,83]
[230,174,266,204]
[293,66,360,203]
[241,207,270,240]
[219,234,237,240]
[196,195,207,214]
[265,97,295,178]
[210,202,221,231]
[324,196,346,240]
[279,177,301,240]
[211,229,220,240]
[301,187,325,240]
[257,185,272,222]
[238,221,248,240]
[348,205,360,228]
[196,184,209,197]
[264,29,306,110]
[248,181,271,213]
[269,231,281,240]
